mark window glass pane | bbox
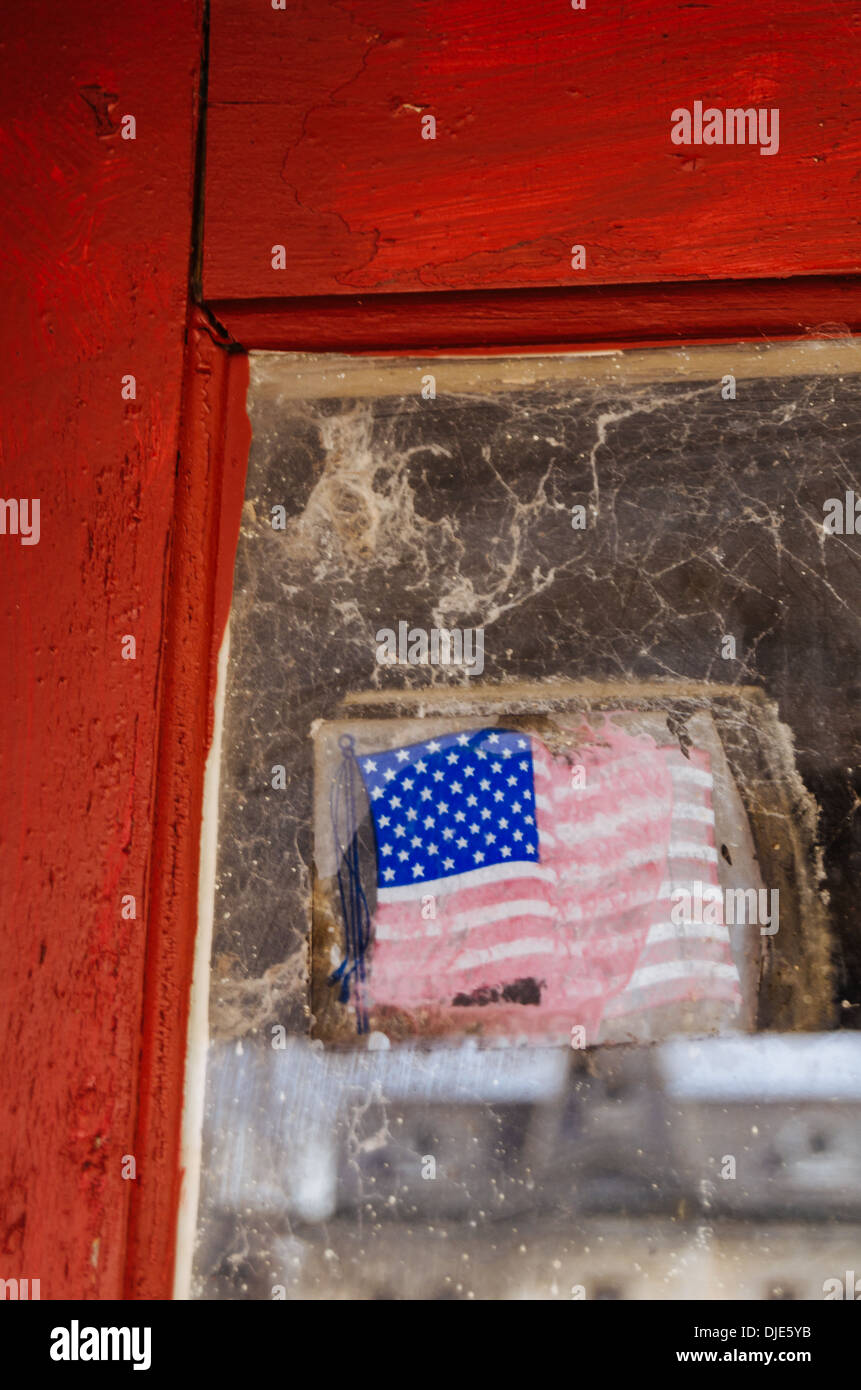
[189,341,860,1300]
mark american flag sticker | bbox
[317,714,748,1045]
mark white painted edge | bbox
[660,1034,861,1101]
[172,623,231,1300]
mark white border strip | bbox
[660,1035,861,1101]
[172,625,231,1300]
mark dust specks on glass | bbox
[190,342,860,1300]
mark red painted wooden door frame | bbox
[205,0,861,301]
[0,0,217,1303]
[3,0,860,1304]
[124,324,249,1299]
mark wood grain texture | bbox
[204,0,861,302]
[0,0,203,1298]
[125,323,249,1300]
[211,276,861,352]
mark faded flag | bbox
[344,721,741,1040]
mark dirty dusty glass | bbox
[189,341,861,1300]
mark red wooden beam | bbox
[124,316,248,1300]
[211,275,861,354]
[0,0,205,1300]
[204,0,861,302]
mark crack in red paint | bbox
[205,0,861,299]
[0,0,205,1300]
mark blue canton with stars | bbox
[357,728,539,890]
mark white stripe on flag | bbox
[646,920,731,945]
[626,959,740,991]
[674,802,716,824]
[376,858,555,903]
[556,840,717,885]
[533,798,714,842]
[374,896,556,942]
[669,764,714,789]
[452,938,559,971]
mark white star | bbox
[469,822,479,834]
[411,835,422,848]
[499,817,509,828]
[423,815,435,829]
[433,769,445,782]
[446,751,458,764]
[490,762,502,774]
[436,801,448,815]
[406,808,417,822]
[525,843,534,853]
[427,740,441,753]
[524,814,534,825]
[500,846,511,858]
[381,844,392,856]
[513,829,523,842]
[456,734,470,746]
[524,790,532,800]
[488,733,500,744]
[454,810,466,823]
[512,801,521,814]
[502,748,513,760]
[378,814,390,827]
[485,832,496,845]
[517,739,527,749]
[464,765,475,777]
[476,750,487,760]
[396,749,410,762]
[371,787,384,800]
[474,850,485,863]
[519,760,528,771]
[466,794,477,807]
[493,790,504,802]
[398,849,409,861]
[363,760,377,773]
[384,768,396,782]
[390,795,402,808]
[383,867,395,881]
[394,825,406,838]
[420,788,432,801]
[402,778,414,791]
[450,781,462,794]
[480,808,491,821]
[412,863,425,878]
[479,778,490,791]
[442,827,455,840]
[443,857,455,871]
[456,837,467,849]
[507,775,517,787]
[415,760,427,773]
[427,843,439,855]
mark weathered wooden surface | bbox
[209,277,861,354]
[204,0,861,303]
[0,0,204,1299]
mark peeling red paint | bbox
[124,321,249,1300]
[0,1,205,1299]
[205,0,861,302]
[212,276,861,355]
